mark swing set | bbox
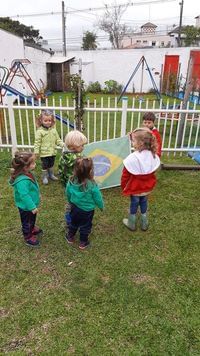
[118,56,162,103]
[0,59,46,104]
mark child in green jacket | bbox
[58,130,87,226]
[34,110,64,185]
[66,157,104,250]
[10,152,42,247]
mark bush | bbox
[103,80,123,94]
[87,81,102,93]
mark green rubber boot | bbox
[42,170,48,185]
[141,214,148,231]
[123,214,136,231]
[48,167,58,181]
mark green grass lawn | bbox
[0,151,200,354]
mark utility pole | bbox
[62,1,66,56]
[177,0,184,47]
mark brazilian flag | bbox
[83,136,131,189]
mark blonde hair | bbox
[10,151,35,181]
[36,110,56,128]
[131,128,157,156]
[65,130,87,149]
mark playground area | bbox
[0,54,199,163]
[0,51,200,163]
[0,52,200,353]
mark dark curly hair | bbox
[10,151,35,182]
[142,112,156,122]
[71,157,95,189]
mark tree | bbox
[182,25,200,47]
[0,17,42,45]
[69,74,86,131]
[82,31,97,50]
[97,3,129,49]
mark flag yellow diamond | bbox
[88,148,123,183]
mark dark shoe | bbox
[32,226,43,235]
[25,236,40,247]
[66,235,75,244]
[79,241,90,250]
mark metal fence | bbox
[0,94,200,157]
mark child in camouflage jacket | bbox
[58,130,87,225]
[58,130,87,186]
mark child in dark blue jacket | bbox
[66,157,104,249]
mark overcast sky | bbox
[0,0,199,49]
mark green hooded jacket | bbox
[10,174,40,211]
[34,126,63,157]
[66,179,104,212]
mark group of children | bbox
[10,109,161,249]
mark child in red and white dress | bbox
[121,128,160,231]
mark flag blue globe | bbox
[92,155,111,176]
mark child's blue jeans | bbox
[65,202,72,226]
[18,208,36,238]
[130,195,147,214]
[68,204,94,243]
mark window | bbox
[143,40,148,44]
[136,40,141,43]
[152,41,156,46]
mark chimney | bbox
[195,15,200,28]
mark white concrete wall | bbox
[0,28,197,98]
[0,29,24,68]
[0,29,52,102]
[0,29,25,100]
[68,47,194,93]
[24,46,52,91]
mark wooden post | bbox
[177,56,194,146]
[121,97,128,137]
[7,94,17,157]
[166,64,171,95]
[160,63,163,93]
[175,62,181,94]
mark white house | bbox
[120,22,172,49]
[195,15,200,28]
[169,15,200,47]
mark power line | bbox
[9,0,176,19]
[45,29,176,45]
